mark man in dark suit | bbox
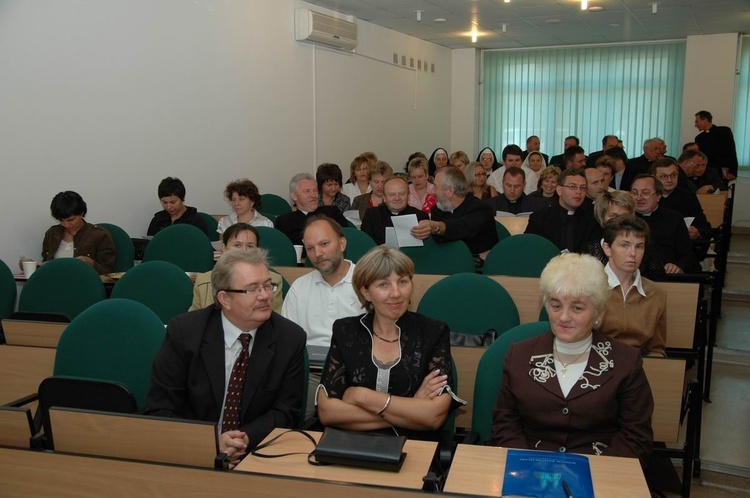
[586,134,619,168]
[694,110,739,180]
[274,173,348,245]
[679,149,723,194]
[361,177,428,245]
[411,166,498,259]
[145,249,306,460]
[525,168,598,253]
[548,136,579,169]
[631,174,700,274]
[626,138,660,182]
[521,135,549,164]
[485,167,547,214]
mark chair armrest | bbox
[6,393,38,408]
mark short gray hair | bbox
[211,248,270,303]
[540,253,609,315]
[289,173,315,196]
[437,166,469,197]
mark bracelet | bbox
[376,394,392,417]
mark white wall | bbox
[0,0,451,270]
[450,49,480,156]
[680,33,740,147]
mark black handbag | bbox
[313,427,406,471]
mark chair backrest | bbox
[197,213,220,242]
[110,261,194,323]
[18,258,106,320]
[256,227,297,267]
[53,298,166,411]
[471,322,550,443]
[260,193,292,216]
[400,237,475,275]
[341,227,376,263]
[38,376,137,449]
[483,234,560,277]
[0,260,17,321]
[98,223,135,272]
[417,273,519,336]
[143,224,214,272]
[494,221,511,242]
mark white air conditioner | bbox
[295,8,357,51]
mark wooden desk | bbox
[234,428,437,490]
[0,447,427,497]
[0,345,55,405]
[2,319,66,348]
[697,192,727,229]
[444,444,650,497]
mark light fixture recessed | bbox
[545,19,562,24]
[434,18,447,23]
[609,23,621,28]
[581,0,588,10]
[588,6,603,12]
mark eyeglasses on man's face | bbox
[631,190,656,198]
[223,282,279,296]
[560,184,588,192]
[656,173,678,181]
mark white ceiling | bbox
[302,0,750,49]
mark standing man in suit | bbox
[146,249,306,460]
[694,110,739,180]
[274,173,348,245]
[485,167,547,215]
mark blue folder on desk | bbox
[502,449,594,498]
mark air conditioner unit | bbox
[295,8,357,51]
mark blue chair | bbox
[256,227,297,267]
[143,225,214,272]
[483,234,560,278]
[342,227,376,263]
[98,223,135,272]
[260,193,292,216]
[0,260,17,322]
[198,213,220,242]
[400,237,475,275]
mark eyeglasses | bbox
[656,173,678,180]
[223,283,279,296]
[631,190,656,198]
[560,184,588,192]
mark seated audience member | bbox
[563,145,587,170]
[528,165,561,206]
[450,150,470,171]
[352,161,394,220]
[548,136,579,168]
[595,156,617,192]
[586,134,619,168]
[599,216,667,357]
[342,154,373,201]
[581,166,607,211]
[525,168,598,253]
[411,166,499,260]
[407,157,437,214]
[317,163,351,214]
[491,253,654,467]
[147,177,208,236]
[476,147,501,174]
[362,177,428,245]
[520,151,548,195]
[316,246,463,441]
[282,215,364,418]
[521,135,549,164]
[146,249,306,457]
[465,161,495,200]
[427,148,449,178]
[274,173,348,245]
[586,191,664,279]
[683,142,699,152]
[631,174,699,274]
[653,158,711,242]
[217,179,273,234]
[603,147,631,190]
[31,191,116,275]
[485,167,547,215]
[487,144,524,193]
[190,223,282,312]
[625,138,660,182]
[679,149,723,194]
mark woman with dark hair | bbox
[190,223,283,312]
[217,179,273,234]
[147,177,208,236]
[316,246,464,441]
[427,148,449,178]
[30,191,116,274]
[316,163,351,213]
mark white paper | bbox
[390,215,423,248]
[384,227,399,248]
[684,217,695,228]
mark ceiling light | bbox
[650,2,658,14]
[415,10,423,22]
[502,23,507,33]
[504,0,510,3]
[546,19,562,24]
[588,6,603,12]
[581,0,588,10]
[471,21,478,43]
[434,18,446,23]
[610,23,621,28]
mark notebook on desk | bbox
[501,449,594,498]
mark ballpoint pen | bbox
[562,480,574,498]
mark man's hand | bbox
[664,263,683,274]
[219,430,249,459]
[687,226,700,240]
[76,255,95,266]
[410,220,433,240]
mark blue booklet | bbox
[501,449,595,498]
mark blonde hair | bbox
[352,247,414,311]
[540,253,609,315]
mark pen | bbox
[562,480,574,498]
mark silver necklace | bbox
[553,346,590,377]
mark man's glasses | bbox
[560,184,588,192]
[631,190,656,198]
[656,173,678,180]
[223,283,279,296]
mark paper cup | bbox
[293,245,303,263]
[22,260,38,278]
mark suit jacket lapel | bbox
[240,317,277,417]
[566,335,615,400]
[527,333,565,399]
[200,310,227,413]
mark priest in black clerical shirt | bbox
[361,177,427,245]
[485,167,547,215]
[525,168,598,253]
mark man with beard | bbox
[411,166,498,261]
[281,215,364,418]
